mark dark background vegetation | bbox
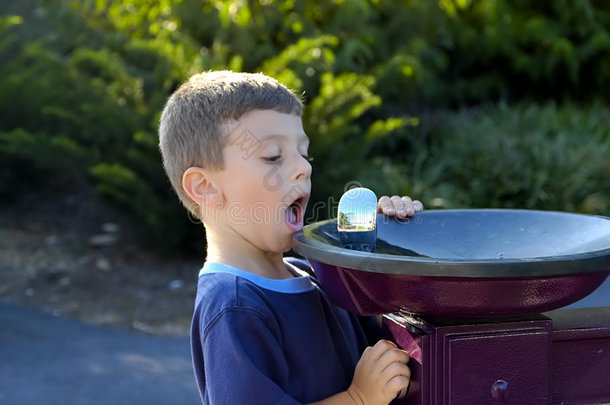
[2,0,609,258]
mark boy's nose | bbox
[294,154,312,181]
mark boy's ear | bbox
[182,167,223,208]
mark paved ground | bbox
[0,302,200,405]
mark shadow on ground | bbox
[0,303,200,405]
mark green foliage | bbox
[433,104,610,214]
[1,0,609,257]
[0,0,200,253]
[434,0,610,104]
[359,103,610,215]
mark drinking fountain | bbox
[293,189,610,404]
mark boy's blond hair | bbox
[158,70,303,212]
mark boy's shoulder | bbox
[195,270,268,317]
[193,259,317,327]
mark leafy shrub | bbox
[2,0,609,257]
[0,1,201,253]
[434,0,610,104]
[360,103,610,215]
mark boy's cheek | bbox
[225,202,249,225]
[262,166,284,192]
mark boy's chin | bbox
[279,237,296,253]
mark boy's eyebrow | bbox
[259,133,310,144]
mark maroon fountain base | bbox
[292,209,610,404]
[384,307,610,404]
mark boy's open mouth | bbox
[286,195,308,231]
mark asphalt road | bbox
[0,302,200,405]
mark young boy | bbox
[158,71,423,405]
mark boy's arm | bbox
[199,304,408,405]
[308,340,410,405]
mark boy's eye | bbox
[263,155,281,163]
[302,154,314,162]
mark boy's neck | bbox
[204,229,293,280]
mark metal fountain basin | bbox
[293,209,610,317]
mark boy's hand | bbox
[377,196,423,219]
[347,340,411,405]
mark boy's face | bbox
[209,109,312,253]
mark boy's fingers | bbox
[365,340,412,400]
[377,195,394,214]
[371,340,410,368]
[401,196,415,217]
[379,346,410,368]
[390,195,407,217]
[383,363,411,383]
[369,339,398,358]
[389,195,413,218]
[387,374,411,398]
[382,361,411,398]
[378,195,423,217]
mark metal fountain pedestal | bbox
[382,307,610,404]
[293,209,610,405]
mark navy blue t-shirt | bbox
[190,258,370,404]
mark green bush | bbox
[433,0,610,104]
[359,103,610,215]
[2,0,609,257]
[0,1,201,253]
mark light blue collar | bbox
[199,260,316,294]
